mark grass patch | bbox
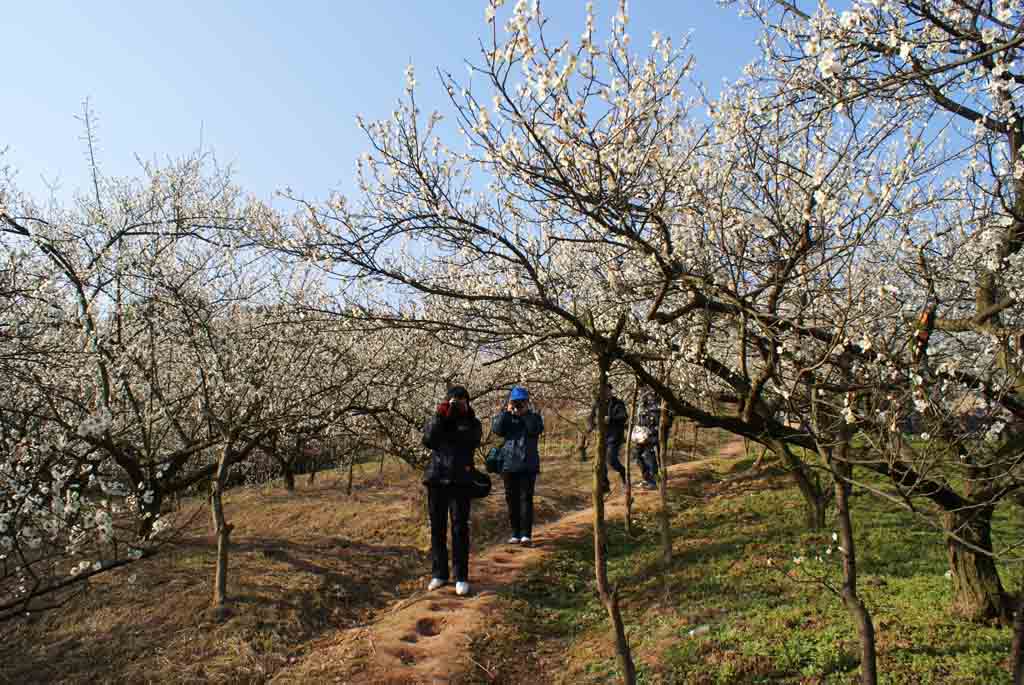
[475,450,1016,684]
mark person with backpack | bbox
[492,386,544,546]
[632,388,673,490]
[589,386,629,494]
[422,385,482,596]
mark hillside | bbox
[1,420,1015,684]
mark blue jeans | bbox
[632,442,658,484]
[603,440,627,484]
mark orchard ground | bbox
[0,415,1015,684]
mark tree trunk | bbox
[803,483,829,531]
[1013,500,1024,682]
[945,507,1012,624]
[1012,591,1024,684]
[623,380,640,537]
[347,452,356,496]
[832,452,877,685]
[138,485,164,538]
[210,448,234,609]
[577,426,590,463]
[770,439,829,530]
[593,354,637,684]
[284,435,303,492]
[657,395,672,597]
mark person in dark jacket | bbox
[422,385,482,596]
[589,387,629,493]
[492,386,544,545]
[631,388,673,489]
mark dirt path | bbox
[273,446,738,684]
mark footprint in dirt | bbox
[415,617,444,637]
[428,600,460,612]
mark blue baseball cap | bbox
[509,386,529,401]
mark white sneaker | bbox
[455,581,470,596]
[507,536,521,544]
[427,578,446,591]
[520,537,531,546]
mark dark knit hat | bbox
[446,385,470,401]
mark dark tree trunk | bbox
[211,447,234,609]
[593,354,637,685]
[945,507,1012,624]
[771,439,830,530]
[832,450,877,685]
[347,453,356,496]
[1012,591,1024,684]
[623,380,640,537]
[804,484,829,531]
[138,485,164,538]
[283,464,296,492]
[577,426,590,463]
[657,394,672,598]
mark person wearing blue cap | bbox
[492,386,544,545]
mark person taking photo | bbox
[422,385,482,596]
[492,386,544,546]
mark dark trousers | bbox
[427,486,471,582]
[503,472,537,538]
[633,442,659,484]
[602,440,627,484]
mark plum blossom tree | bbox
[254,2,1024,680]
[254,0,740,677]
[0,142,297,618]
[715,0,1024,628]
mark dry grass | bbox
[0,459,435,684]
[0,412,625,684]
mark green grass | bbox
[470,460,1016,684]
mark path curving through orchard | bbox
[273,442,743,684]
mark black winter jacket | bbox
[491,410,544,473]
[590,397,629,445]
[422,410,483,486]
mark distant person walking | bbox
[422,385,482,596]
[590,386,629,494]
[492,386,544,546]
[632,388,673,490]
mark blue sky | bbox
[4,2,762,204]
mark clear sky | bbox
[4,2,762,204]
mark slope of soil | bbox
[0,416,714,684]
[271,434,737,684]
